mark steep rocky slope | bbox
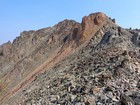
[0,12,140,105]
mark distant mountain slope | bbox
[0,12,140,105]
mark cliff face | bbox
[0,12,140,105]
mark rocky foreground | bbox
[0,12,140,105]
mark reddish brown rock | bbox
[91,86,100,94]
[80,12,107,39]
[66,12,107,46]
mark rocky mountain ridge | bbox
[0,12,140,105]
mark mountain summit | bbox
[0,12,140,105]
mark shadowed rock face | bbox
[0,12,140,105]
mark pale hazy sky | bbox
[0,0,140,45]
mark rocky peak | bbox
[0,41,12,57]
[80,12,107,38]
[63,12,107,47]
[54,19,79,29]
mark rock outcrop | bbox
[0,12,140,105]
[80,12,106,38]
